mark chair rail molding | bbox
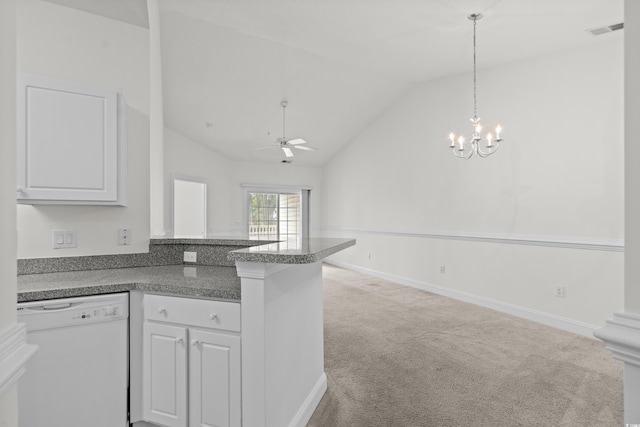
[323,226,624,252]
[0,323,38,397]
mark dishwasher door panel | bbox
[18,317,128,427]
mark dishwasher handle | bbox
[29,302,77,311]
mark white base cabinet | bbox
[189,329,241,427]
[142,295,241,427]
[143,322,188,427]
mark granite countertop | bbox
[17,237,356,303]
[18,265,241,303]
[150,237,279,246]
[228,237,356,264]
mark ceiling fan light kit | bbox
[448,12,504,159]
[258,100,317,159]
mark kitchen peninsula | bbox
[17,237,355,427]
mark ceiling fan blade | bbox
[288,138,307,145]
[293,145,318,151]
[282,146,294,157]
[254,145,279,151]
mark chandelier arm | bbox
[476,141,500,158]
[452,143,475,159]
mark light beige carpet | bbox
[307,264,623,427]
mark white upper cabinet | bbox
[16,74,127,205]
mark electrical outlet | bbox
[184,251,197,263]
[440,265,446,274]
[118,229,131,245]
[555,286,566,298]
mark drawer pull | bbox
[209,313,218,320]
[158,307,166,314]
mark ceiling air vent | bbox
[587,22,624,36]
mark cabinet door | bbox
[143,322,188,427]
[189,329,241,427]
[16,73,127,205]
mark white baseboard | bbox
[288,372,327,427]
[325,260,600,339]
[0,323,38,397]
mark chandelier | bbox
[449,13,503,159]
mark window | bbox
[244,185,310,241]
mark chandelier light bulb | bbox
[486,133,493,147]
[495,124,502,141]
[448,13,504,159]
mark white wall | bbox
[323,37,624,328]
[16,0,150,258]
[0,0,19,424]
[164,127,323,237]
[164,127,232,235]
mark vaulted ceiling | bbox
[43,0,624,167]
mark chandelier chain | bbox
[473,17,477,119]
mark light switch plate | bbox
[53,230,76,249]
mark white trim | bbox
[325,260,600,338]
[288,373,327,427]
[594,311,640,367]
[241,183,313,191]
[235,261,292,280]
[323,226,624,252]
[0,323,38,397]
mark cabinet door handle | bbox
[209,313,217,320]
[175,337,183,344]
[191,339,200,347]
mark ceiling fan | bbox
[257,100,318,158]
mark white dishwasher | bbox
[17,292,129,427]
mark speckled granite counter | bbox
[228,238,356,264]
[151,237,279,246]
[17,265,240,303]
[17,237,355,303]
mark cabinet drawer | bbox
[144,294,240,332]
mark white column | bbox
[148,0,165,237]
[595,1,640,424]
[0,0,18,420]
[594,313,640,423]
[236,261,326,427]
